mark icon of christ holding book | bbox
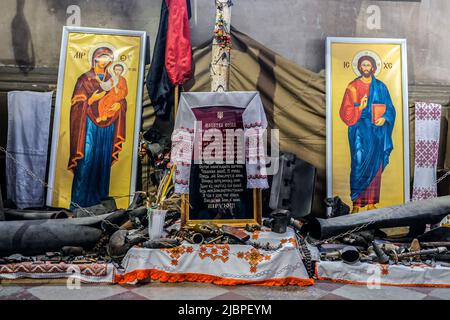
[339,53,396,213]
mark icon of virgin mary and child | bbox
[68,45,129,208]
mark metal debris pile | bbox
[301,196,450,269]
[0,192,281,267]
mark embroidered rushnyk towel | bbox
[115,228,313,286]
[316,260,450,288]
[0,262,115,284]
[412,102,441,201]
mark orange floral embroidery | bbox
[251,231,261,240]
[280,238,298,248]
[161,245,193,266]
[198,244,230,263]
[237,248,271,273]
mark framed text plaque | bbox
[171,92,268,226]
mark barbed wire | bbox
[313,169,450,245]
[2,145,450,247]
[436,169,450,185]
[0,146,128,231]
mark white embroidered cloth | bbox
[171,91,269,194]
[412,102,441,201]
[115,228,313,286]
[316,260,450,288]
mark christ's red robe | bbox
[340,78,370,126]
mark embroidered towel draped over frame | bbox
[171,91,269,194]
[6,91,53,208]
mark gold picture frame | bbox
[181,190,262,227]
[326,37,409,215]
[46,26,147,209]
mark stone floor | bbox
[0,280,447,300]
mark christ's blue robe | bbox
[349,76,396,201]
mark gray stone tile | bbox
[3,289,39,300]
[119,284,140,290]
[319,293,350,300]
[102,291,148,300]
[0,285,24,298]
[407,286,436,295]
[2,281,442,300]
[210,292,251,300]
[331,284,426,300]
[231,285,328,300]
[27,285,128,300]
[428,288,450,300]
[132,282,229,300]
[313,280,345,292]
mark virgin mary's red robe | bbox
[68,68,127,171]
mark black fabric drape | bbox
[146,0,191,120]
[146,0,174,120]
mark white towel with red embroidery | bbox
[316,260,450,288]
[115,228,313,286]
[412,102,441,201]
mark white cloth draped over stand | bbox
[171,91,269,194]
[6,91,53,208]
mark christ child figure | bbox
[96,63,128,122]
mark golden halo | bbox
[87,43,117,67]
[109,61,128,77]
[352,50,382,77]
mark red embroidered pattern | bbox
[198,244,230,263]
[251,231,261,240]
[280,238,298,248]
[248,174,268,179]
[415,102,441,121]
[0,262,107,276]
[379,264,390,276]
[237,248,271,273]
[161,246,194,266]
[415,140,439,168]
[412,186,437,200]
[176,127,194,133]
[244,121,262,128]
